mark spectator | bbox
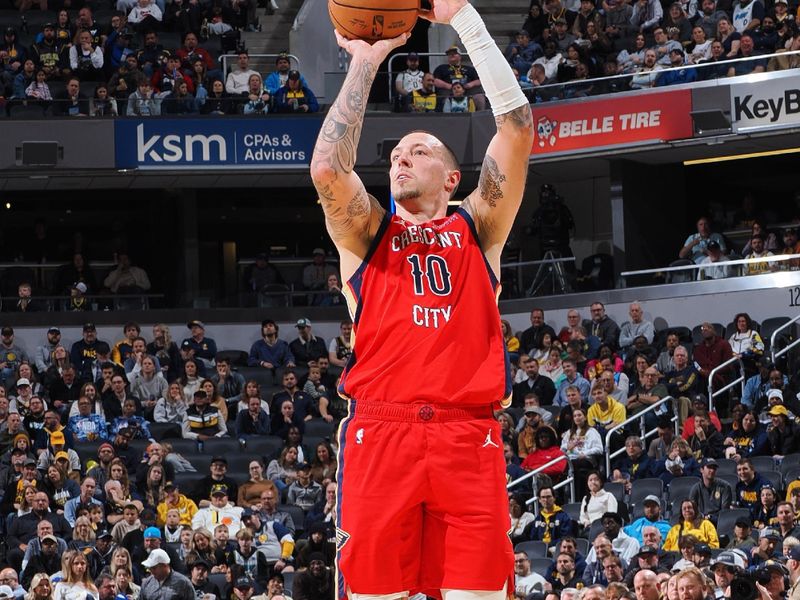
[680,216,728,263]
[128,0,163,32]
[139,549,193,600]
[579,471,618,529]
[556,359,591,406]
[266,446,300,493]
[587,511,640,563]
[241,73,271,115]
[175,32,217,78]
[200,79,236,115]
[587,383,626,434]
[697,0,727,38]
[21,535,62,587]
[732,0,765,32]
[394,52,423,109]
[152,55,194,95]
[286,463,322,512]
[631,0,663,33]
[661,3,693,42]
[717,17,742,58]
[663,499,719,550]
[30,24,67,80]
[182,320,217,369]
[89,83,118,117]
[162,80,196,114]
[440,80,475,113]
[736,458,769,513]
[136,31,166,78]
[68,395,109,443]
[196,456,239,508]
[743,233,775,274]
[292,554,333,600]
[665,346,700,424]
[288,319,326,368]
[584,302,620,351]
[619,302,654,353]
[729,312,765,359]
[530,485,574,546]
[69,30,103,81]
[657,49,698,85]
[514,358,557,406]
[12,59,35,99]
[182,390,227,441]
[24,70,52,104]
[753,485,779,529]
[520,309,557,356]
[104,253,152,295]
[767,404,800,457]
[273,70,319,113]
[126,77,161,116]
[192,485,242,537]
[225,50,258,95]
[514,551,547,597]
[561,407,602,496]
[432,45,484,110]
[531,40,563,81]
[52,77,88,117]
[236,396,270,439]
[552,19,578,55]
[506,29,542,74]
[687,26,713,64]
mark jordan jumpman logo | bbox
[482,428,499,448]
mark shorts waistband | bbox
[351,400,495,423]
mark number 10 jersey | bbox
[338,207,512,407]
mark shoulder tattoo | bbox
[495,104,533,132]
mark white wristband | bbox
[450,3,529,117]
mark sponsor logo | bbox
[136,124,227,163]
[733,88,800,124]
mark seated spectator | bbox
[407,72,438,112]
[686,410,725,459]
[24,69,52,105]
[729,312,765,359]
[126,77,161,116]
[225,50,258,95]
[237,460,276,508]
[586,511,640,563]
[182,320,217,369]
[736,458,769,514]
[561,408,603,497]
[753,485,779,529]
[750,528,782,565]
[440,80,476,113]
[128,0,164,32]
[52,77,88,117]
[273,69,318,113]
[728,32,767,76]
[242,73,271,115]
[521,426,568,484]
[744,234,776,275]
[687,26,713,64]
[767,404,800,457]
[586,383,626,435]
[656,49,697,85]
[530,485,574,546]
[182,390,227,441]
[22,537,62,588]
[302,365,334,422]
[192,485,242,537]
[697,240,732,279]
[152,55,194,95]
[663,499,720,550]
[506,29,542,74]
[236,396,270,439]
[68,395,109,443]
[162,80,196,114]
[662,3,692,41]
[89,83,118,117]
[393,52,423,110]
[104,252,151,295]
[200,79,236,115]
[153,382,187,427]
[718,17,742,58]
[266,446,300,493]
[680,216,727,264]
[659,438,700,484]
[625,495,671,545]
[612,436,653,492]
[136,31,166,78]
[579,470,618,529]
[286,463,322,512]
[69,30,103,81]
[682,395,722,440]
[111,399,153,441]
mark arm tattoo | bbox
[478,155,507,208]
[495,104,533,132]
[314,59,376,175]
[324,189,371,238]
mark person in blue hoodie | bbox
[735,458,770,514]
[656,48,697,86]
[273,70,319,114]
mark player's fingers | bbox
[333,29,353,50]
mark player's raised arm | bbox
[310,31,409,264]
[422,0,534,276]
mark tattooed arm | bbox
[310,31,409,278]
[462,104,534,279]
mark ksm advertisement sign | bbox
[115,118,322,169]
[531,89,693,156]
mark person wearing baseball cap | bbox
[191,483,243,537]
[751,528,783,566]
[767,402,799,457]
[688,457,732,523]
[35,326,62,373]
[289,319,327,368]
[302,247,336,298]
[182,321,217,371]
[624,494,671,545]
[786,546,800,599]
[70,323,106,382]
[711,549,747,592]
[140,548,194,599]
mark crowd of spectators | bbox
[0,314,352,599]
[504,301,800,600]
[0,5,319,117]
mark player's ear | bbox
[445,169,461,196]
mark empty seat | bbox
[304,418,335,439]
[165,439,200,455]
[150,422,182,440]
[183,454,213,474]
[216,350,249,367]
[717,472,739,492]
[750,456,778,473]
[761,470,783,494]
[174,471,207,498]
[515,540,548,559]
[201,437,243,455]
[780,453,800,474]
[715,459,738,476]
[74,440,104,465]
[630,478,664,506]
[529,558,553,573]
[243,436,285,461]
[563,502,582,523]
[667,476,701,503]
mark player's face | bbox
[389,132,458,207]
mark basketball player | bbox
[310,0,534,599]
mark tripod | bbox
[526,249,571,297]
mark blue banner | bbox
[115,118,323,169]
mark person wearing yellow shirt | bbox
[587,385,626,432]
[663,499,719,551]
[156,481,198,527]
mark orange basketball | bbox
[328,0,419,42]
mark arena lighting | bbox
[683,146,800,166]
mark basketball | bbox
[328,0,419,42]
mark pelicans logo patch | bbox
[336,528,351,551]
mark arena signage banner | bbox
[730,78,800,132]
[115,118,322,169]
[530,89,693,156]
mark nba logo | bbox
[372,15,384,38]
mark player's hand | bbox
[419,0,468,24]
[334,29,410,61]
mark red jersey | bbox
[338,207,511,407]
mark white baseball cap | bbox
[142,549,170,568]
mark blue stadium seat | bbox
[514,540,548,559]
[667,476,700,504]
[279,503,306,534]
[243,436,285,461]
[201,437,243,455]
[304,418,335,438]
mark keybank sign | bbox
[730,77,800,132]
[115,118,322,169]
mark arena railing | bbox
[771,314,800,366]
[619,253,800,285]
[218,53,301,76]
[707,355,745,413]
[387,52,447,99]
[604,395,677,476]
[506,454,576,512]
[0,293,163,311]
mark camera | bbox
[730,562,788,600]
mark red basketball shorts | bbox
[334,400,514,600]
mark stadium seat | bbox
[75,440,104,465]
[166,439,200,455]
[201,437,243,455]
[529,558,553,573]
[9,104,46,119]
[715,459,738,476]
[515,540,548,559]
[630,478,664,506]
[174,472,207,498]
[783,468,800,490]
[150,422,182,440]
[667,476,700,504]
[780,453,800,474]
[239,367,278,388]
[304,418,335,438]
[279,504,306,534]
[563,503,582,523]
[716,508,751,537]
[243,436,285,461]
[128,438,151,456]
[184,454,213,474]
[718,472,739,492]
[208,573,228,595]
[217,350,249,367]
[587,519,604,540]
[282,571,294,595]
[302,436,326,455]
[605,482,625,505]
[761,470,783,494]
[575,538,590,556]
[750,456,778,473]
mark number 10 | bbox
[407,254,452,296]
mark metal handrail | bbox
[620,253,800,279]
[0,261,115,269]
[604,395,677,475]
[387,52,447,99]
[506,453,574,509]
[219,53,301,77]
[772,314,800,363]
[707,355,745,412]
